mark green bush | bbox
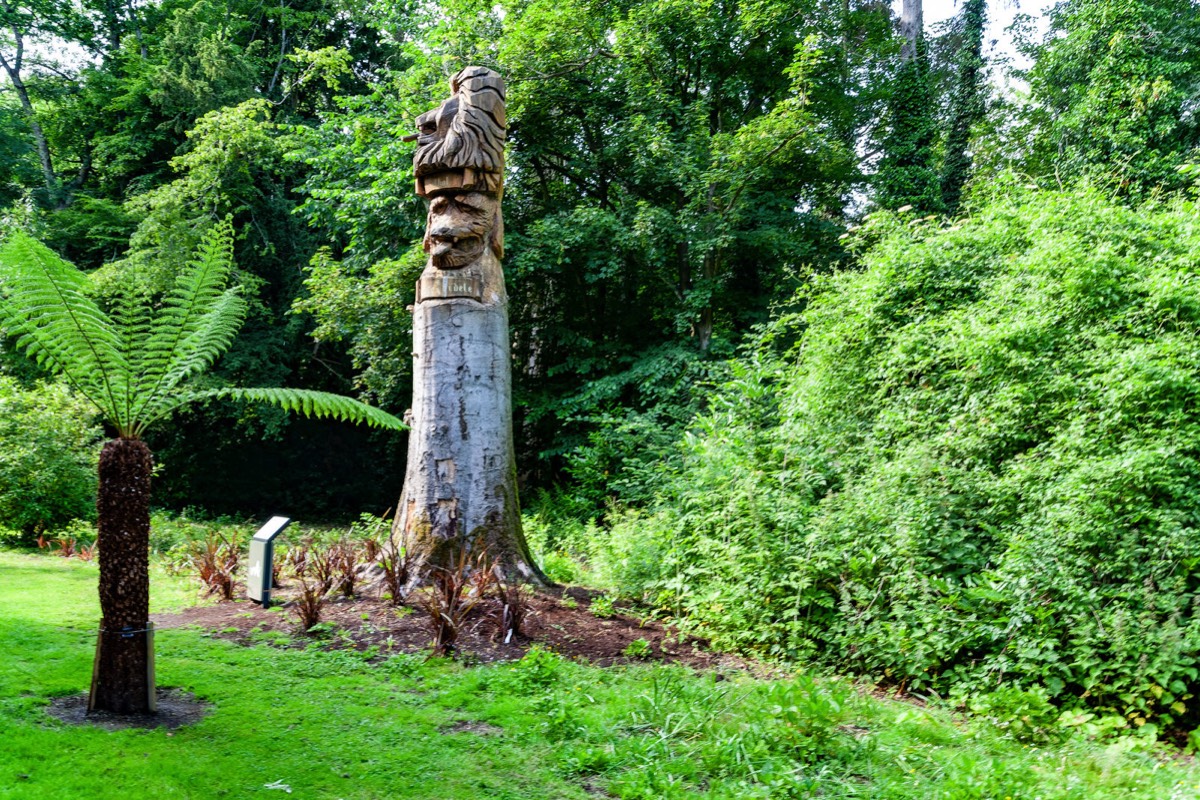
[0,376,100,537]
[622,185,1200,727]
[964,686,1065,744]
[588,511,669,602]
[523,492,596,584]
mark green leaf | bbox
[171,387,406,431]
[0,232,127,424]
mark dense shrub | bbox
[631,186,1200,728]
[0,377,100,537]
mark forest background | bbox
[3,0,1200,732]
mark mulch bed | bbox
[150,581,760,674]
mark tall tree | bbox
[1020,0,1200,196]
[939,0,987,213]
[875,0,942,211]
[899,0,922,59]
[0,223,403,714]
[0,0,89,207]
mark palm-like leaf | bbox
[162,388,406,432]
[0,232,128,424]
[127,221,246,435]
[0,226,405,438]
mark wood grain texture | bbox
[413,66,507,197]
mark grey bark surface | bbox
[395,67,547,584]
[0,7,61,206]
[900,0,923,61]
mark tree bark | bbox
[89,438,155,715]
[397,249,548,584]
[900,0,923,61]
[0,30,61,206]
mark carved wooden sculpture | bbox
[396,67,546,582]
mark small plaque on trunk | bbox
[417,273,484,302]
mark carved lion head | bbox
[413,66,506,195]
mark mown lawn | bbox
[2,547,1198,799]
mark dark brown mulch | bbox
[44,689,210,731]
[150,581,761,674]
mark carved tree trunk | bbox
[89,438,155,715]
[395,67,547,584]
[399,258,544,581]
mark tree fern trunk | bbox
[89,438,154,715]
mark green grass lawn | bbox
[2,548,1199,799]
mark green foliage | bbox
[291,247,423,409]
[555,344,724,509]
[765,673,851,753]
[623,638,652,659]
[938,0,987,214]
[506,645,564,691]
[291,0,859,491]
[541,551,584,585]
[0,225,404,437]
[0,375,100,535]
[1016,0,1200,196]
[589,595,616,618]
[588,511,669,602]
[876,43,943,213]
[198,387,407,431]
[965,686,1067,745]
[616,185,1200,726]
[0,109,37,207]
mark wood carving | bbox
[396,67,546,584]
[413,65,507,198]
[423,191,502,268]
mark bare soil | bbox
[150,581,761,674]
[45,689,210,731]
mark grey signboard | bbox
[247,516,291,608]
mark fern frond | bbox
[0,232,128,423]
[111,287,154,431]
[140,387,406,436]
[133,288,247,424]
[129,219,243,421]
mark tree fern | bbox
[0,226,403,718]
[0,228,405,437]
[127,220,246,433]
[0,232,128,423]
[164,388,406,432]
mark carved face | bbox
[412,66,506,181]
[415,97,460,154]
[424,193,500,269]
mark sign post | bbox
[247,516,291,609]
